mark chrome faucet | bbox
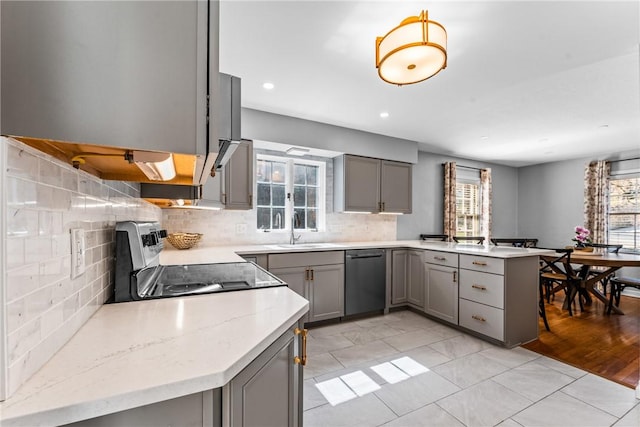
[290,213,302,245]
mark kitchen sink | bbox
[266,243,344,250]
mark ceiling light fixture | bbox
[262,82,275,90]
[380,112,390,118]
[126,150,177,181]
[286,147,310,156]
[376,10,447,86]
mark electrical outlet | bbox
[236,223,247,234]
[70,228,86,279]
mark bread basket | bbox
[166,232,203,250]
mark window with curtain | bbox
[256,154,326,231]
[608,158,640,252]
[456,181,480,236]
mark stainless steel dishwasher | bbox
[345,249,386,316]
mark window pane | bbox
[256,160,271,183]
[307,187,317,208]
[294,208,306,229]
[293,186,306,207]
[257,183,271,205]
[272,208,285,230]
[608,177,640,251]
[307,209,317,229]
[272,184,286,206]
[272,162,286,183]
[257,208,271,230]
[306,165,318,186]
[294,165,306,185]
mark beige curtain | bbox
[480,168,492,243]
[584,160,610,243]
[443,162,456,240]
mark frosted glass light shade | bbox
[376,10,447,85]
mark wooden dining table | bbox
[540,250,640,314]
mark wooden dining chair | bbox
[453,236,485,245]
[419,234,448,241]
[583,243,623,296]
[539,248,585,316]
[607,276,640,314]
[491,238,538,248]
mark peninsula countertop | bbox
[0,287,308,427]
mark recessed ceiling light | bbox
[262,82,275,90]
[598,124,609,128]
[380,112,389,118]
[480,136,489,140]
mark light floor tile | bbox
[391,356,430,376]
[370,361,410,384]
[308,321,363,338]
[315,377,357,406]
[492,360,576,401]
[331,339,398,367]
[401,344,452,368]
[304,394,397,427]
[495,419,525,427]
[613,402,640,427]
[535,355,588,379]
[303,379,327,410]
[374,371,460,416]
[307,333,354,354]
[382,403,465,427]
[304,352,344,379]
[437,380,533,427]
[480,346,540,368]
[512,391,617,427]
[561,373,638,417]
[428,323,465,339]
[340,370,381,396]
[383,328,448,351]
[429,334,493,359]
[341,324,403,345]
[432,353,511,388]
[385,315,440,333]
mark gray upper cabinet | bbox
[223,140,254,210]
[1,0,216,157]
[334,154,412,213]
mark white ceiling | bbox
[220,0,640,167]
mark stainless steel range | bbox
[113,221,285,303]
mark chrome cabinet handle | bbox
[472,284,487,291]
[293,328,308,366]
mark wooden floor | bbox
[522,291,640,389]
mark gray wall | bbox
[518,157,589,248]
[397,151,519,240]
[242,108,418,164]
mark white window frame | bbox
[255,153,326,232]
[608,174,640,253]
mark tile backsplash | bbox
[1,137,161,399]
[162,208,397,247]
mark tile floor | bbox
[303,310,640,427]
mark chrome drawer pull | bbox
[471,284,487,291]
[472,261,488,266]
[471,315,486,322]
[434,256,446,261]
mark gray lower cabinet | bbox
[269,251,345,324]
[391,250,408,305]
[407,250,425,308]
[240,253,269,270]
[224,324,303,427]
[64,390,220,427]
[424,250,459,324]
[458,254,539,347]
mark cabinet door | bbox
[308,264,345,322]
[227,326,301,427]
[425,263,459,324]
[391,250,408,305]
[1,1,209,155]
[407,250,424,308]
[380,160,412,213]
[223,140,254,210]
[343,155,381,212]
[269,267,309,324]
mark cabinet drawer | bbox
[268,251,344,269]
[460,254,504,275]
[459,299,504,341]
[459,270,504,309]
[424,250,458,267]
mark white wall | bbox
[397,151,520,240]
[0,137,161,399]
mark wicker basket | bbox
[166,232,203,250]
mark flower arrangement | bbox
[572,225,592,248]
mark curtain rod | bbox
[457,164,482,171]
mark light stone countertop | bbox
[0,287,308,427]
[160,239,552,265]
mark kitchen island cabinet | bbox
[0,288,308,427]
